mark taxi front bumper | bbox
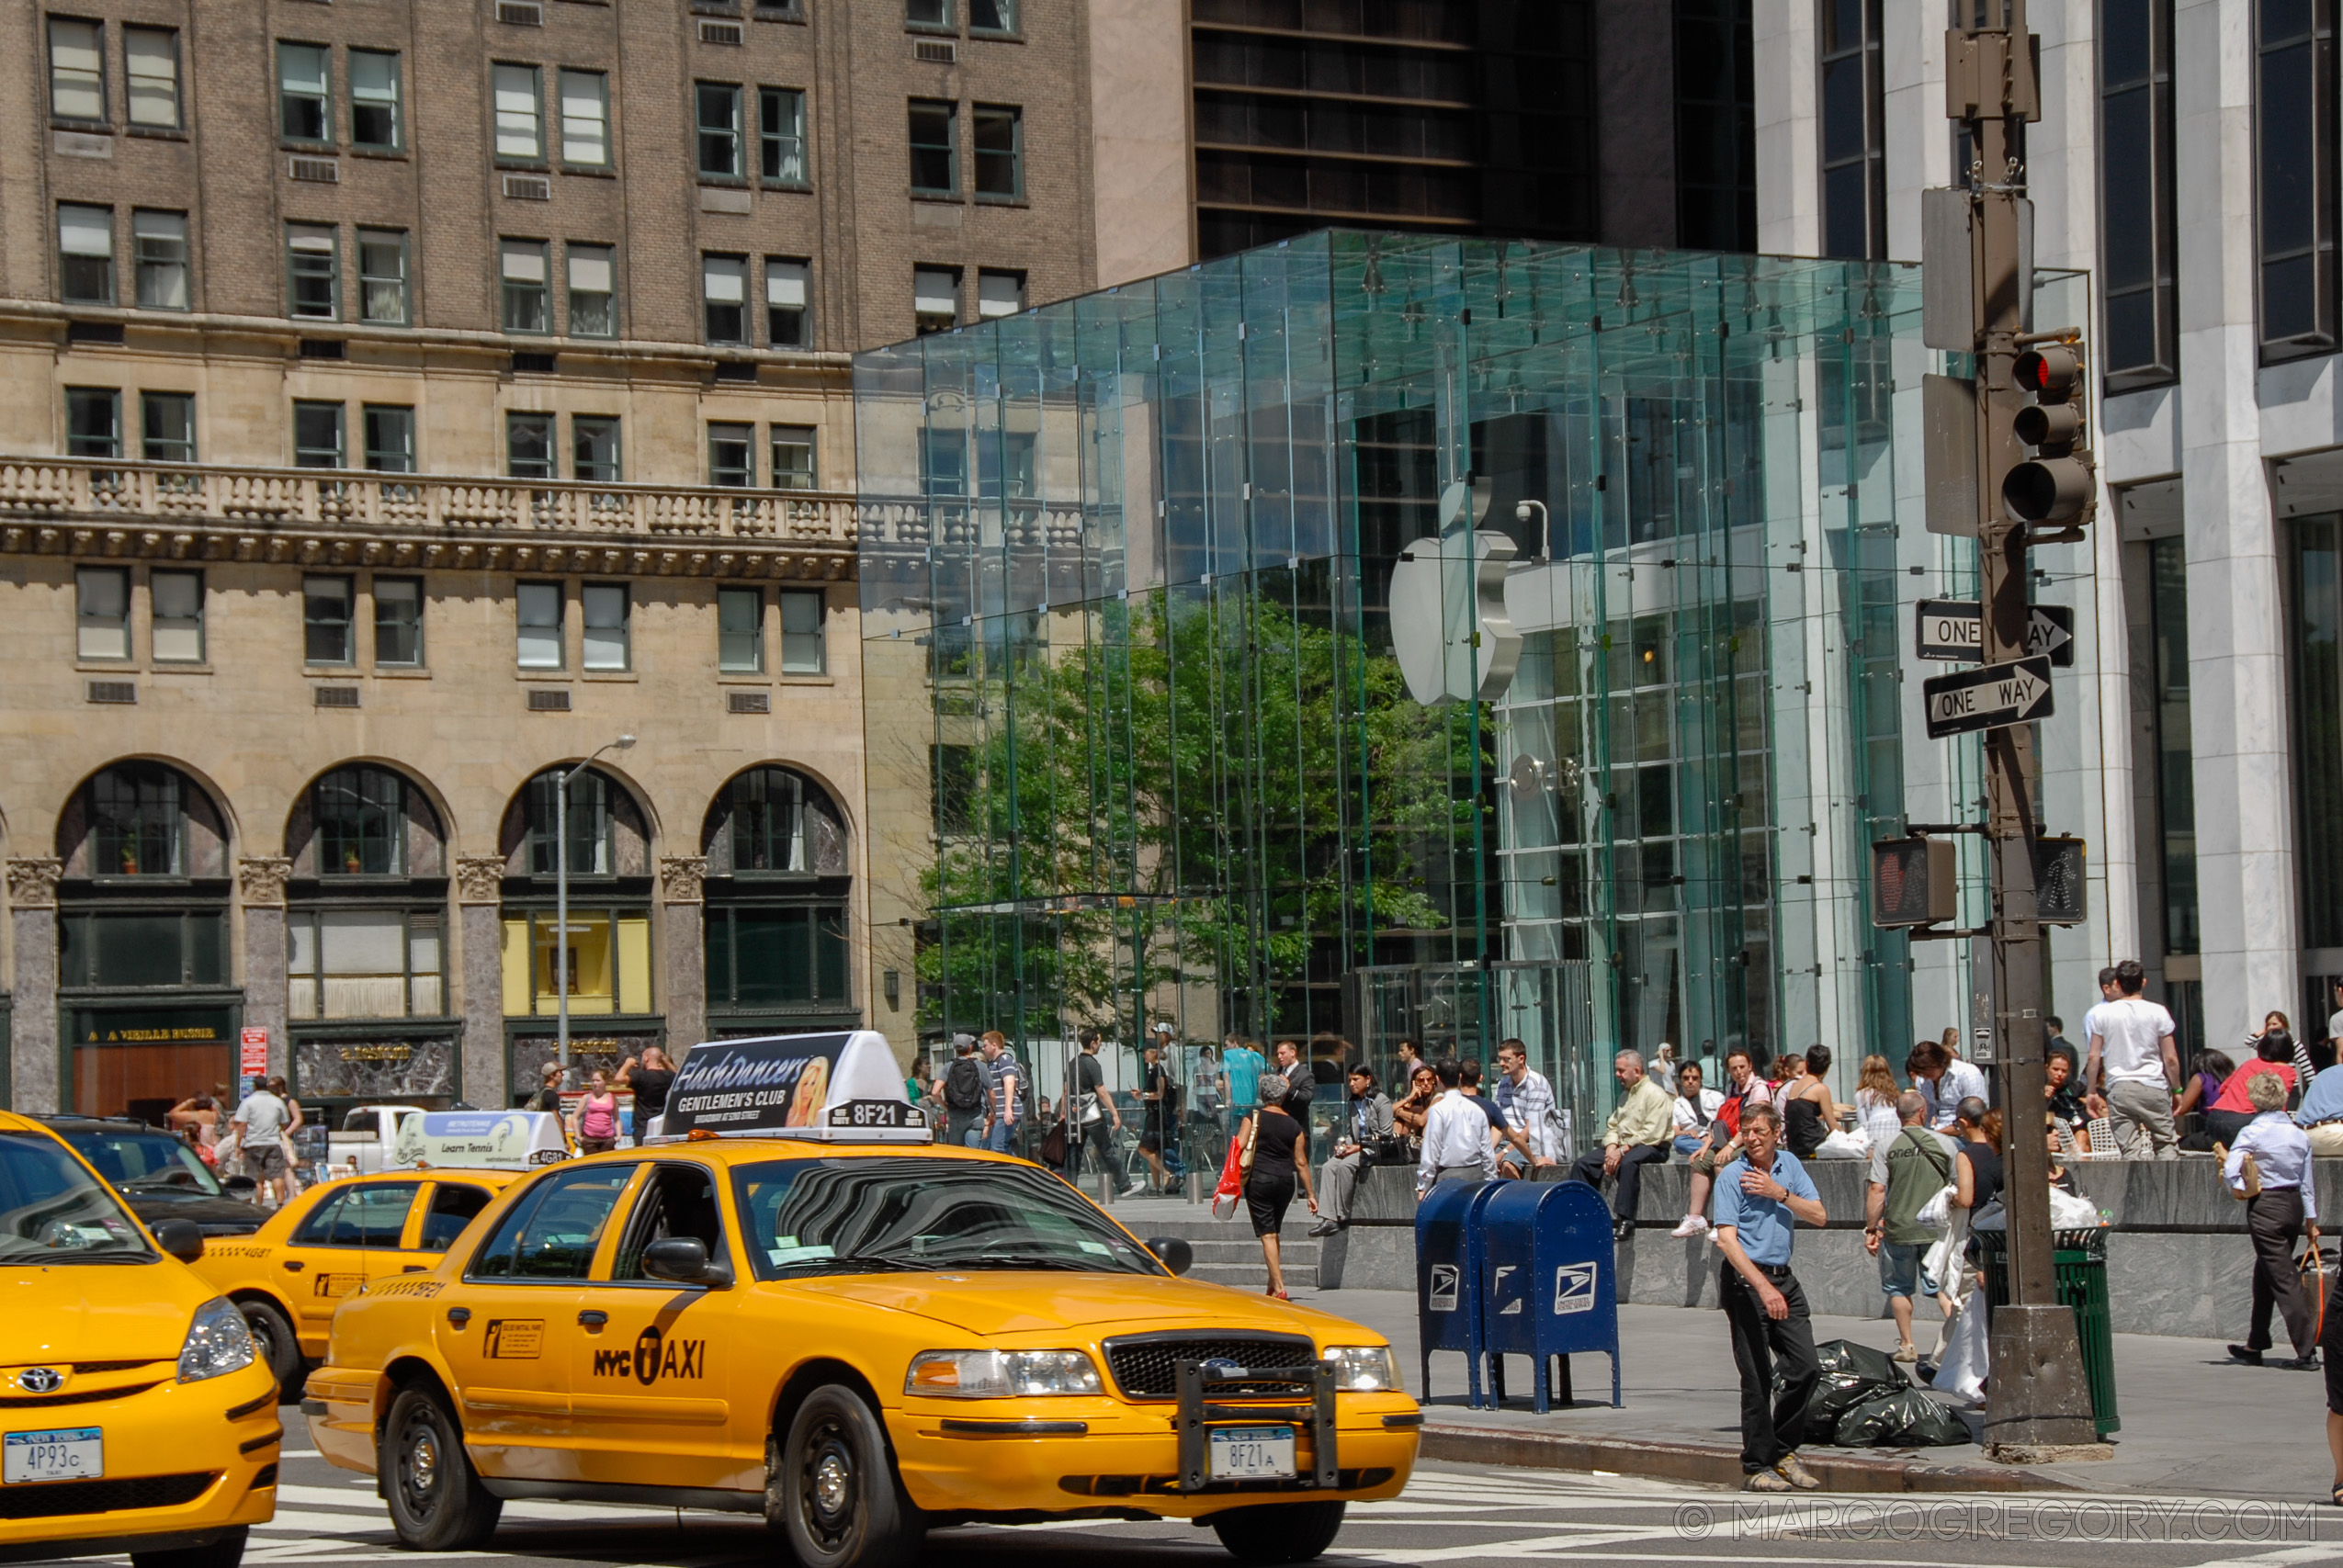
[0,1359,280,1560]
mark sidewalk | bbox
[1299,1286,2334,1499]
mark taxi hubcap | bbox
[813,1452,849,1517]
[408,1428,438,1498]
[799,1416,856,1546]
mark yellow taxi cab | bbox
[191,1169,523,1391]
[0,1109,279,1568]
[305,1141,1420,1567]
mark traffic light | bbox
[2003,344,2095,525]
[1872,837,1957,928]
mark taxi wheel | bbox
[238,1300,300,1395]
[1209,1500,1348,1565]
[130,1527,248,1568]
[770,1386,923,1568]
[380,1387,503,1551]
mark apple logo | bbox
[1388,478,1522,705]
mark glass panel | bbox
[350,49,400,148]
[914,266,957,333]
[719,587,764,672]
[65,389,119,460]
[977,270,1024,318]
[582,583,628,671]
[766,258,809,347]
[704,254,747,344]
[771,424,816,490]
[567,244,615,337]
[780,590,824,673]
[909,99,956,193]
[375,577,423,665]
[151,570,202,662]
[89,763,183,877]
[972,105,1020,198]
[493,63,542,159]
[293,400,344,468]
[970,0,1016,30]
[573,415,621,481]
[358,231,408,324]
[728,768,805,871]
[363,405,414,472]
[288,224,338,319]
[501,240,549,333]
[76,567,129,660]
[141,391,196,462]
[534,910,616,1011]
[303,574,353,664]
[132,210,187,310]
[696,81,741,176]
[559,69,606,164]
[517,581,563,669]
[499,1166,633,1277]
[709,422,754,485]
[59,204,112,305]
[278,42,329,141]
[507,412,554,479]
[759,86,805,183]
[315,766,404,874]
[50,19,104,119]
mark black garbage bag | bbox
[1807,1369,1906,1427]
[1831,1388,1972,1448]
[1813,1338,1906,1386]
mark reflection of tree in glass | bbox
[735,1158,1153,1276]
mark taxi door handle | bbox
[446,1307,471,1325]
[402,1266,426,1273]
[282,1261,306,1273]
[578,1310,607,1328]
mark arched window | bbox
[88,762,185,876]
[314,766,407,876]
[523,769,614,876]
[286,765,448,1028]
[704,766,848,877]
[701,767,853,1022]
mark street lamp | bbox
[555,734,636,1082]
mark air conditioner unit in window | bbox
[727,690,772,715]
[496,0,544,24]
[314,686,361,708]
[526,687,572,712]
[914,39,956,63]
[699,19,744,43]
[502,173,551,200]
[289,156,340,183]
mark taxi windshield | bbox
[731,1157,1161,1280]
[60,1127,226,1198]
[0,1133,156,1262]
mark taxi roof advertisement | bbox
[389,1110,569,1169]
[663,1030,908,1136]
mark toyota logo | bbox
[18,1368,62,1394]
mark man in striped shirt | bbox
[1495,1038,1564,1171]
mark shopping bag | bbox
[1930,1295,1989,1404]
[1210,1135,1246,1221]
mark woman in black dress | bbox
[1241,1073,1317,1300]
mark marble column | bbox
[455,855,508,1111]
[659,856,707,1055]
[6,859,62,1113]
[238,857,292,1080]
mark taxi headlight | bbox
[1320,1345,1401,1393]
[905,1349,1102,1398]
[177,1296,255,1384]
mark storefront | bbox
[67,1001,239,1124]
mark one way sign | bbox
[1923,656,2054,739]
[1914,600,2075,667]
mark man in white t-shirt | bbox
[2084,960,2181,1160]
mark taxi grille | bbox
[0,1382,164,1409]
[0,1472,216,1519]
[1101,1333,1317,1400]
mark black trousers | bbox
[2247,1187,2316,1359]
[1719,1265,1819,1472]
[1572,1142,1668,1223]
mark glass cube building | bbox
[855,229,2103,1140]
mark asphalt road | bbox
[28,1448,2343,1568]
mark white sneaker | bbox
[1670,1213,1709,1239]
[1122,1181,1149,1197]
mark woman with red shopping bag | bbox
[1225,1073,1317,1299]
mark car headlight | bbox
[905,1349,1102,1398]
[1321,1345,1401,1393]
[177,1296,255,1384]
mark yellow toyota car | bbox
[192,1169,523,1392]
[0,1110,279,1568]
[305,1141,1418,1567]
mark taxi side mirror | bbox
[640,1236,732,1288]
[154,1219,204,1262]
[1146,1236,1193,1277]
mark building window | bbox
[289,908,442,1019]
[2295,517,2343,947]
[696,81,742,177]
[2258,0,2337,357]
[510,908,651,1014]
[779,589,825,673]
[1817,0,1884,261]
[304,574,356,664]
[521,768,613,876]
[708,423,754,486]
[703,253,748,344]
[293,400,345,468]
[771,424,816,490]
[357,229,408,323]
[970,0,1016,32]
[907,0,953,29]
[914,265,958,333]
[151,570,203,663]
[2102,0,2178,387]
[85,762,187,877]
[501,239,549,333]
[288,224,338,319]
[493,62,543,161]
[573,415,620,481]
[351,49,402,149]
[131,209,187,310]
[49,17,104,122]
[764,257,810,347]
[910,99,956,195]
[516,581,563,669]
[375,577,423,666]
[972,104,1022,199]
[507,411,554,479]
[582,583,628,671]
[124,27,179,129]
[64,387,119,458]
[58,204,113,306]
[1674,0,1756,251]
[76,565,130,660]
[313,766,407,876]
[977,268,1024,319]
[362,404,414,472]
[278,41,331,142]
[141,391,195,463]
[759,86,807,183]
[718,586,763,671]
[560,69,608,165]
[979,429,1035,500]
[704,907,849,1005]
[567,243,615,336]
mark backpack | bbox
[945,1056,987,1111]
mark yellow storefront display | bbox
[501,912,651,1017]
[0,1111,280,1568]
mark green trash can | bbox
[1974,1226,2118,1439]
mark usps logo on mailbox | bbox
[1429,1264,1460,1312]
[1554,1262,1598,1315]
[1494,1264,1522,1314]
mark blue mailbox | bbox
[1478,1179,1621,1412]
[1414,1180,1500,1407]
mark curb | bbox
[1420,1421,2080,1494]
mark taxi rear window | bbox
[730,1157,1160,1280]
[469,1165,633,1279]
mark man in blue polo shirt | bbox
[1712,1101,1828,1493]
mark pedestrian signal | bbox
[1872,837,1957,928]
